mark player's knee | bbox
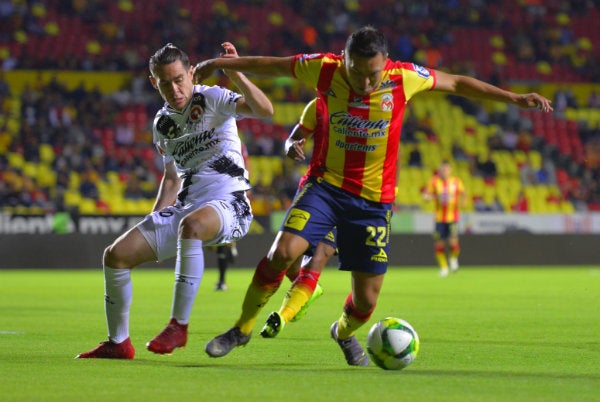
[268,247,299,269]
[307,255,327,272]
[267,232,308,269]
[318,243,336,259]
[179,215,200,238]
[103,244,122,268]
[103,244,133,269]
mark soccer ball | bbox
[366,317,420,370]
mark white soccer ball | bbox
[366,317,420,370]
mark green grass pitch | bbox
[1,266,599,402]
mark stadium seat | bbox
[39,144,55,164]
[79,198,99,214]
[63,189,82,208]
[35,164,57,188]
[7,152,24,169]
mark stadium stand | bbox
[0,0,598,216]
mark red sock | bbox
[294,267,321,291]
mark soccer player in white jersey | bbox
[77,42,273,359]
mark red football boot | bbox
[76,337,135,359]
[146,318,188,354]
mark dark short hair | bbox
[345,26,388,58]
[149,43,190,74]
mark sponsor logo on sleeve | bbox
[156,115,180,139]
[412,64,431,79]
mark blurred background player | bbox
[423,161,466,277]
[208,243,238,291]
[76,42,273,359]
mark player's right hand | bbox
[286,138,306,161]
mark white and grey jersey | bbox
[152,85,251,205]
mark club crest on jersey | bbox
[156,115,181,139]
[189,92,206,122]
[190,105,203,121]
[381,93,394,111]
[412,64,430,79]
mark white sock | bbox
[104,266,132,343]
[171,238,204,325]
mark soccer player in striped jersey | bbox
[194,26,553,366]
[76,42,272,359]
[423,161,466,277]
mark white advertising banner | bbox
[409,212,600,234]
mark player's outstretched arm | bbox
[219,42,274,118]
[194,52,294,83]
[434,70,553,112]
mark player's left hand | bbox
[517,93,553,113]
[220,42,239,78]
[220,42,238,59]
[193,42,239,83]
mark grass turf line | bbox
[0,267,599,402]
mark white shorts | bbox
[137,191,252,261]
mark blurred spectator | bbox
[501,128,518,151]
[0,71,9,97]
[475,153,498,182]
[417,111,437,141]
[520,160,537,186]
[511,190,529,212]
[587,91,600,109]
[1,0,597,216]
[78,170,99,200]
[474,194,504,212]
[451,143,471,163]
[115,122,135,146]
[516,128,533,152]
[393,33,415,61]
[123,175,152,200]
[487,129,505,151]
[553,86,578,116]
[407,144,422,167]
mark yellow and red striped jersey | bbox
[426,176,465,223]
[292,53,436,203]
[298,98,317,131]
